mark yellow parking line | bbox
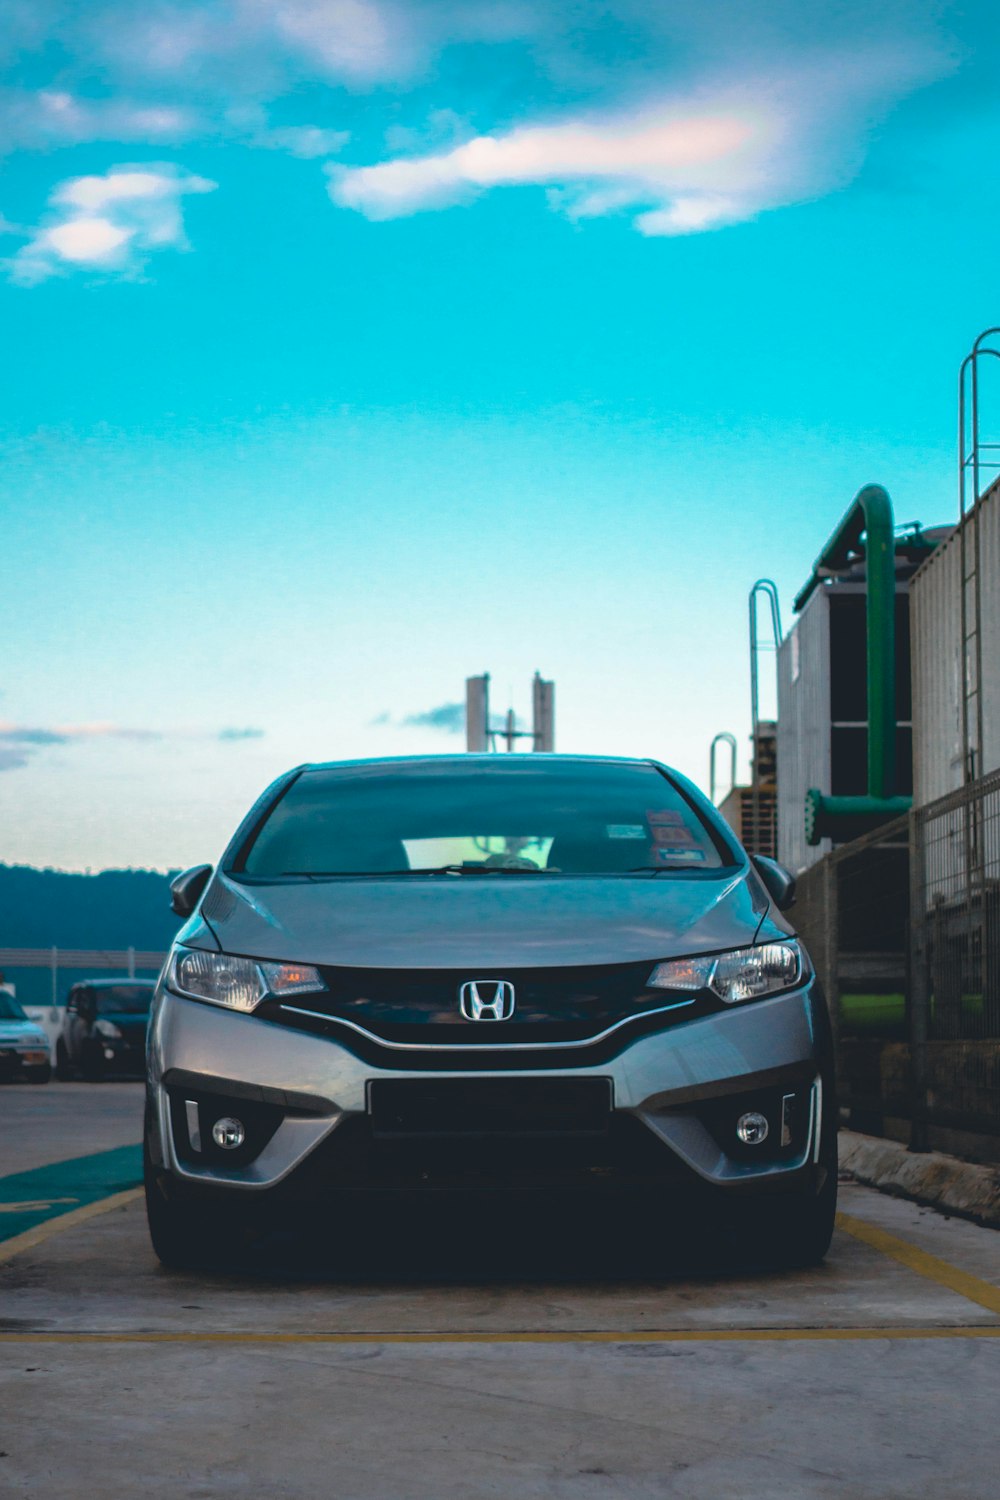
[0,1326,999,1346]
[0,1198,80,1214]
[836,1212,1000,1317]
[0,1189,142,1266]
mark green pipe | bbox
[798,484,912,845]
[795,484,897,801]
[805,790,911,846]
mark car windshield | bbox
[0,992,27,1021]
[91,985,152,1016]
[237,760,733,877]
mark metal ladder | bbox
[958,329,1000,785]
[709,732,737,806]
[749,579,783,854]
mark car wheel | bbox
[81,1045,103,1083]
[27,1064,52,1085]
[729,1154,838,1271]
[143,1131,238,1271]
[764,1170,837,1269]
[55,1042,73,1081]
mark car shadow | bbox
[188,1189,807,1287]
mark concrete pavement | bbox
[1,1082,998,1498]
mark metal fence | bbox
[795,768,1000,1162]
[0,947,168,1007]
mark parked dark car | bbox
[145,755,837,1270]
[0,991,51,1083]
[57,978,155,1081]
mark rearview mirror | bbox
[750,855,797,911]
[170,864,213,918]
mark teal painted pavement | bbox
[0,1145,142,1244]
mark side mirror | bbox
[751,855,797,911]
[170,864,213,918]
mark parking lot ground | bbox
[1,1083,999,1498]
[0,1080,143,1176]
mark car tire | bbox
[81,1046,103,1083]
[730,1150,838,1271]
[27,1064,52,1085]
[763,1168,838,1269]
[144,1131,238,1271]
[55,1042,73,1081]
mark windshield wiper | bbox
[431,863,550,875]
[279,865,549,878]
[281,869,416,878]
[626,865,706,874]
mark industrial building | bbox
[717,722,777,859]
[763,454,1000,1162]
[776,518,948,875]
[910,487,1000,806]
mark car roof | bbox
[76,977,156,987]
[300,754,658,772]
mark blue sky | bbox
[1,0,999,871]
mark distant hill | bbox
[0,864,183,951]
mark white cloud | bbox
[235,0,537,84]
[329,46,946,235]
[0,2,961,238]
[7,165,217,285]
[331,100,768,229]
[259,123,350,157]
[0,717,266,771]
[224,106,350,157]
[0,87,194,154]
[43,218,133,263]
[248,0,401,82]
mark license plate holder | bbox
[368,1078,613,1138]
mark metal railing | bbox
[794,770,1000,1160]
[0,947,168,1006]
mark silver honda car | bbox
[145,755,837,1269]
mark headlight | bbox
[94,1019,123,1039]
[168,949,325,1013]
[648,941,802,1004]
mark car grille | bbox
[255,960,713,1068]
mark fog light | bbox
[212,1117,246,1150]
[103,1047,115,1061]
[736,1110,769,1145]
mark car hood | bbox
[0,1020,46,1042]
[196,869,768,970]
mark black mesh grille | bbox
[263,960,709,1048]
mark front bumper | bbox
[89,1038,146,1075]
[0,1045,50,1079]
[146,981,833,1198]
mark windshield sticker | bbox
[607,824,646,839]
[654,846,707,864]
[651,825,697,848]
[647,810,686,828]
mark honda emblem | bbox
[458,979,516,1022]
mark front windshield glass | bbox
[92,985,153,1016]
[0,992,27,1021]
[237,761,733,877]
